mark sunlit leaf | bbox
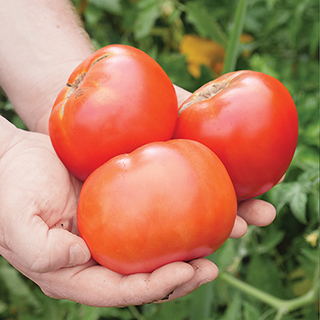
[246,254,286,298]
[220,292,242,320]
[88,0,121,15]
[184,2,227,46]
[133,0,161,39]
[243,301,261,320]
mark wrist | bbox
[19,60,90,135]
[0,0,94,134]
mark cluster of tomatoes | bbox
[49,45,298,275]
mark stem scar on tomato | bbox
[178,72,240,115]
[91,52,113,67]
[59,53,114,118]
[65,53,113,99]
[65,73,86,99]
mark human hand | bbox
[0,0,276,306]
[0,84,275,307]
[0,118,219,307]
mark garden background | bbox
[0,0,319,319]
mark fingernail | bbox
[69,243,88,266]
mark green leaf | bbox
[243,301,261,320]
[142,296,191,320]
[289,184,308,224]
[189,282,214,320]
[78,305,102,320]
[133,0,161,39]
[307,191,320,223]
[246,254,286,298]
[301,122,320,148]
[257,227,285,254]
[0,299,7,315]
[220,292,242,320]
[185,2,227,46]
[157,53,196,91]
[309,20,319,55]
[268,181,309,224]
[99,306,133,320]
[0,259,40,312]
[293,145,319,171]
[210,239,237,272]
[88,0,122,15]
[248,53,279,78]
[83,5,105,27]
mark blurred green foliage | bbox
[0,0,319,319]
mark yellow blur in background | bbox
[179,34,254,78]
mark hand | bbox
[0,119,219,307]
[0,0,276,307]
[0,84,276,308]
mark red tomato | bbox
[77,139,237,275]
[49,44,178,181]
[173,71,299,200]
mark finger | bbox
[277,174,285,184]
[156,258,219,303]
[237,199,276,227]
[229,215,248,238]
[174,85,191,106]
[32,260,196,307]
[31,227,90,272]
[7,216,90,273]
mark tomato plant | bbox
[77,139,237,275]
[173,71,299,200]
[49,44,178,181]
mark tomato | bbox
[173,71,299,200]
[77,139,237,275]
[49,44,178,181]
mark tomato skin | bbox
[77,139,237,275]
[173,71,299,200]
[49,44,178,181]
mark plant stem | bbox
[128,305,147,320]
[219,272,286,309]
[222,0,248,74]
[273,309,286,320]
[190,281,214,320]
[219,266,319,318]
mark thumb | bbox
[6,216,91,274]
[28,227,91,273]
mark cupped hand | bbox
[0,122,218,307]
[0,84,276,307]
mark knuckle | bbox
[29,253,53,273]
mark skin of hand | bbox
[0,113,275,307]
[0,117,219,307]
[0,0,276,308]
[0,0,94,134]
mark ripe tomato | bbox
[77,139,237,275]
[173,71,299,200]
[49,44,178,181]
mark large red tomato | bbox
[173,71,299,200]
[77,139,237,275]
[49,44,178,181]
